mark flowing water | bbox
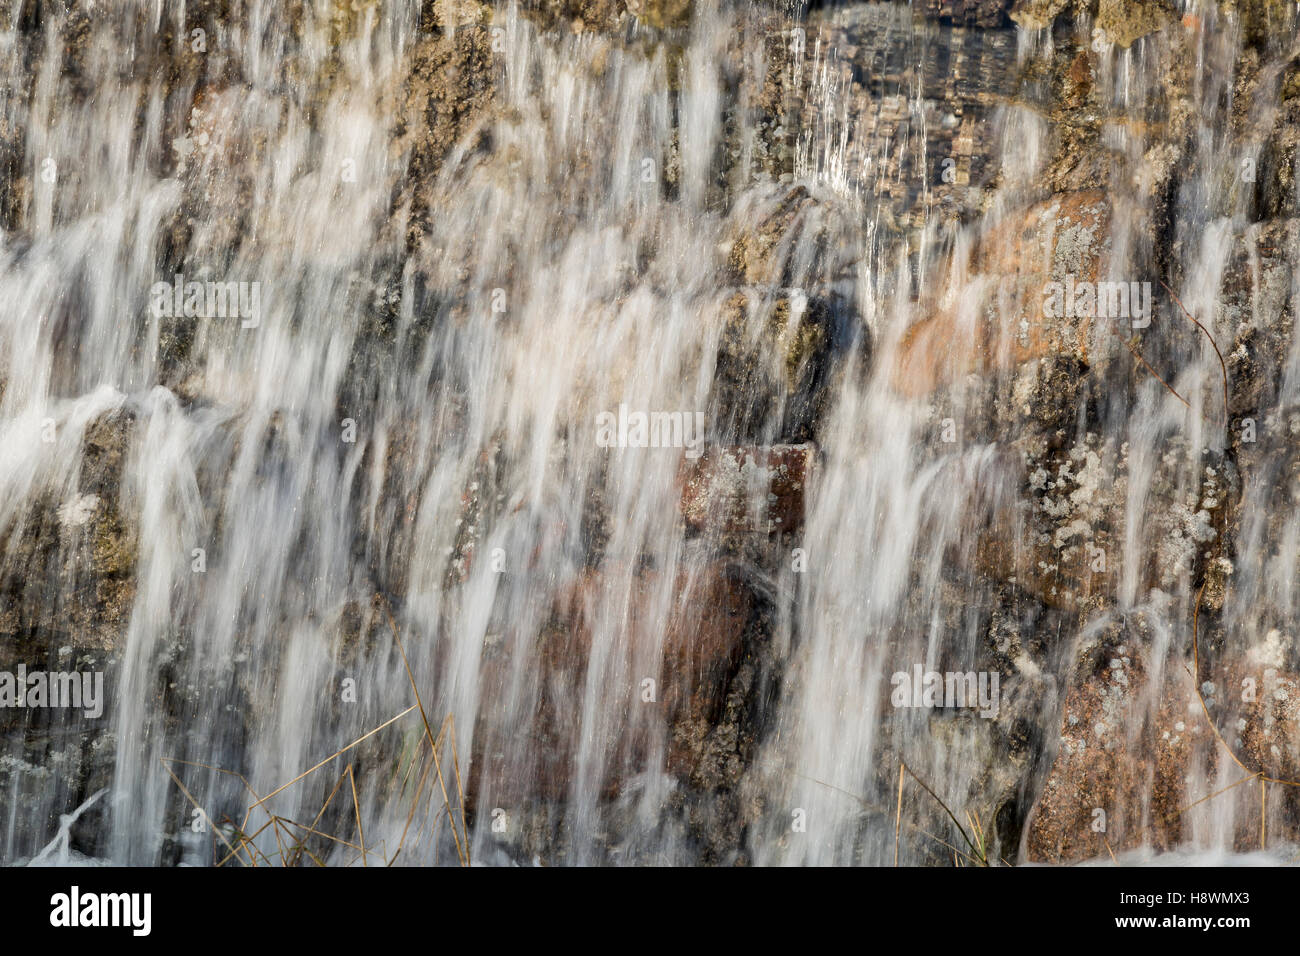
[1,0,1298,866]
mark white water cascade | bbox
[2,0,1298,866]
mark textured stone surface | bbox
[678,444,814,535]
[469,560,753,806]
[893,191,1113,397]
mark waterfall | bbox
[2,0,1298,866]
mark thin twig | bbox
[242,704,418,816]
[159,760,253,867]
[902,764,986,864]
[376,594,469,866]
[1261,778,1266,849]
[894,762,905,867]
[347,763,368,867]
[1159,279,1229,428]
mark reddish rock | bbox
[893,191,1113,397]
[1216,649,1300,786]
[1025,634,1192,862]
[678,444,814,535]
[470,560,752,805]
[1026,627,1300,862]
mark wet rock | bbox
[1095,0,1175,48]
[1222,659,1300,782]
[1258,69,1300,218]
[971,441,1115,616]
[0,112,24,233]
[922,0,1015,28]
[1222,402,1300,650]
[441,441,505,587]
[1220,221,1297,419]
[1024,621,1191,861]
[400,27,497,250]
[0,408,133,860]
[968,419,1235,616]
[546,0,630,33]
[747,20,797,182]
[1010,0,1176,42]
[326,0,387,42]
[470,560,753,805]
[0,411,136,652]
[893,191,1113,398]
[725,186,817,287]
[713,284,855,444]
[1227,0,1300,50]
[1026,614,1300,862]
[625,0,691,30]
[0,714,116,862]
[678,444,814,536]
[1009,0,1074,30]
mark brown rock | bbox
[892,191,1112,397]
[678,444,814,535]
[401,27,497,249]
[1024,631,1191,861]
[1214,652,1300,785]
[725,186,818,287]
[470,560,751,804]
[1095,0,1175,48]
[1026,627,1300,862]
[1008,0,1072,31]
[624,0,691,29]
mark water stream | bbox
[1,0,1298,866]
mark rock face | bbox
[713,186,861,446]
[1094,0,1176,47]
[0,407,136,858]
[827,0,1300,864]
[624,0,691,29]
[468,437,810,808]
[0,410,136,650]
[7,0,1300,868]
[400,26,498,251]
[1026,624,1300,862]
[893,191,1114,398]
[678,444,814,535]
[469,559,755,802]
[923,0,1015,27]
[1024,624,1189,861]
